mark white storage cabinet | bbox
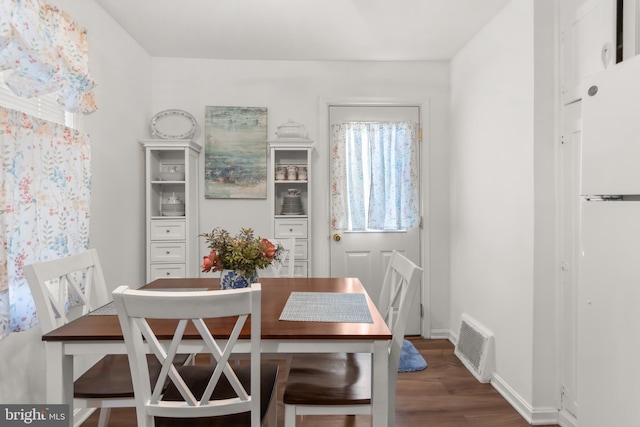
[269,138,314,277]
[140,139,201,281]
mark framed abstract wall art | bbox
[204,106,268,199]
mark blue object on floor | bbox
[398,339,428,372]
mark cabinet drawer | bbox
[294,240,308,260]
[150,263,185,280]
[150,242,186,262]
[275,219,307,238]
[150,220,185,241]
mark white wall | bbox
[150,58,452,333]
[451,0,535,407]
[0,0,152,403]
[450,0,559,422]
[531,0,559,419]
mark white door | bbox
[578,200,640,427]
[329,105,422,335]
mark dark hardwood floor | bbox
[82,339,561,426]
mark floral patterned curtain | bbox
[0,0,97,114]
[330,121,419,231]
[0,106,91,339]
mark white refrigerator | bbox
[579,54,640,426]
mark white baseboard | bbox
[491,373,559,425]
[428,329,451,339]
[433,329,561,426]
[558,408,578,427]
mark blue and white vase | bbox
[220,269,259,290]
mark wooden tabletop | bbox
[42,277,392,342]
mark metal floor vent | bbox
[454,313,495,383]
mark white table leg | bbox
[371,340,389,427]
[45,341,73,405]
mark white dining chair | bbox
[23,248,190,427]
[23,249,132,427]
[263,237,296,278]
[112,283,279,427]
[282,250,423,426]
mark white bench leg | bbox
[97,408,111,427]
[284,404,296,427]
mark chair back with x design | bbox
[264,237,296,278]
[113,283,277,427]
[282,250,423,426]
[24,249,136,427]
[377,250,424,389]
[24,248,109,333]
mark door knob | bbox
[333,233,341,242]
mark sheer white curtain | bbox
[0,0,97,113]
[0,107,91,339]
[330,121,419,231]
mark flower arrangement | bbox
[200,227,283,278]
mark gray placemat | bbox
[88,301,116,316]
[87,289,208,316]
[279,292,373,323]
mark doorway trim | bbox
[318,96,431,338]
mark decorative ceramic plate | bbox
[150,109,197,139]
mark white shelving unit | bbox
[140,139,201,281]
[268,138,314,277]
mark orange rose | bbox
[260,238,276,259]
[201,250,222,272]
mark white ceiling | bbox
[94,0,511,61]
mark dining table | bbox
[42,277,393,427]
